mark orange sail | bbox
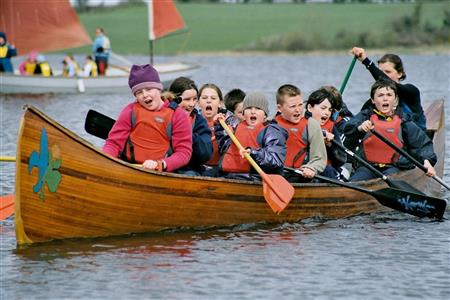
[0,0,92,55]
[148,0,186,40]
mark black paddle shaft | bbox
[371,129,450,191]
[284,167,447,219]
[330,139,423,194]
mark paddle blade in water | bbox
[374,188,447,219]
[0,194,15,220]
[262,174,295,213]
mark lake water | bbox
[1,54,449,299]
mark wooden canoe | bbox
[14,100,446,245]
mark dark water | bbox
[1,54,449,299]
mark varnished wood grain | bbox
[15,100,445,245]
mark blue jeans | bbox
[350,165,399,182]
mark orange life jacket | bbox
[362,114,403,164]
[205,119,220,166]
[275,115,309,168]
[122,102,175,163]
[221,122,266,173]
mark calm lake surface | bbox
[1,54,449,299]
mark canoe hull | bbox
[14,100,446,245]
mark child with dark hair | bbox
[224,88,246,121]
[344,79,436,181]
[306,87,347,180]
[169,77,212,175]
[351,47,426,131]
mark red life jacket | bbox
[362,114,403,164]
[205,119,220,166]
[123,102,175,163]
[321,119,335,166]
[275,115,309,168]
[221,122,266,173]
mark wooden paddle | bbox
[370,129,450,191]
[330,139,424,194]
[219,119,294,213]
[0,194,15,220]
[285,167,447,219]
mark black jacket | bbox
[343,108,437,169]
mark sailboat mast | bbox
[148,0,154,65]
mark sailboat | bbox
[0,0,199,94]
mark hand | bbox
[239,147,251,158]
[299,166,316,179]
[358,120,374,133]
[423,160,436,177]
[142,159,158,170]
[214,113,226,123]
[323,130,334,146]
[351,47,367,61]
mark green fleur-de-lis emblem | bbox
[28,128,62,200]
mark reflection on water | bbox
[1,54,449,299]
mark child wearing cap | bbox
[102,64,192,172]
[216,92,288,181]
[274,84,327,182]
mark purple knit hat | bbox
[128,64,163,95]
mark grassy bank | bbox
[76,2,449,55]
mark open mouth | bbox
[205,105,213,111]
[321,116,328,121]
[144,99,152,105]
[250,116,257,122]
[382,103,390,109]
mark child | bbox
[168,77,212,175]
[351,46,426,131]
[305,87,347,180]
[82,55,98,77]
[224,88,246,121]
[103,64,192,172]
[274,84,327,182]
[344,79,436,181]
[197,83,224,176]
[216,92,287,181]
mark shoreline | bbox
[182,45,450,57]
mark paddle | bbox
[218,119,294,213]
[285,167,447,219]
[85,109,116,140]
[339,56,357,95]
[0,194,15,220]
[330,139,424,194]
[370,129,450,191]
[1,156,15,162]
